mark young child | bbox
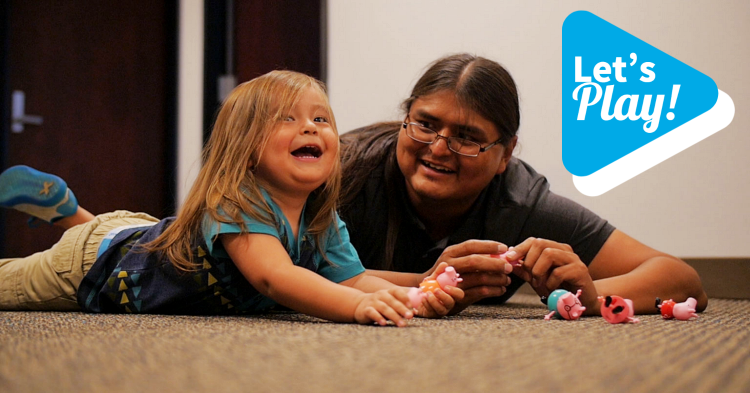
[0,70,463,326]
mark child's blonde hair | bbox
[146,70,341,271]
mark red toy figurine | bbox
[598,295,640,324]
[655,298,676,319]
[408,266,463,309]
[656,297,698,320]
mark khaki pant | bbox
[0,211,159,310]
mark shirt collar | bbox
[396,174,494,248]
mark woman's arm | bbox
[341,272,404,292]
[221,233,414,326]
[362,269,424,287]
[506,229,707,315]
[587,230,707,314]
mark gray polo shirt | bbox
[340,130,614,303]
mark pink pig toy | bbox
[544,289,586,320]
[408,266,463,309]
[598,295,640,324]
[673,297,699,320]
[490,252,523,267]
[657,297,698,320]
[655,298,676,319]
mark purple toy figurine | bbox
[408,266,463,309]
[544,289,586,320]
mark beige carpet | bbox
[1,294,748,393]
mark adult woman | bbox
[339,53,707,315]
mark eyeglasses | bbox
[402,118,504,157]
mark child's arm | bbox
[340,263,465,318]
[221,233,414,326]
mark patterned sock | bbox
[0,165,79,223]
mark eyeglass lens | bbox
[407,123,480,156]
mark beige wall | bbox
[177,0,204,207]
[327,0,750,258]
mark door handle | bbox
[11,90,44,133]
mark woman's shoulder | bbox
[340,122,401,208]
[340,122,400,162]
[494,157,551,207]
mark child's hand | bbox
[413,262,466,318]
[424,240,513,314]
[354,288,414,327]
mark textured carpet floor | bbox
[1,294,748,393]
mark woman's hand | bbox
[505,237,599,311]
[353,288,414,327]
[428,240,514,314]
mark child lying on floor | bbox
[0,70,463,326]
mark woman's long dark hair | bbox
[340,122,401,270]
[340,54,521,270]
[402,53,520,143]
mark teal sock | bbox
[0,165,79,223]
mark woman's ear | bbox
[495,136,518,175]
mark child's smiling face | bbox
[255,86,338,198]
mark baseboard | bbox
[514,258,750,299]
[683,258,750,299]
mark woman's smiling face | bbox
[396,90,514,210]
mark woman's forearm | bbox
[342,273,405,292]
[593,256,707,315]
[364,269,424,287]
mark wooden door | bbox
[234,0,323,82]
[203,0,323,141]
[1,1,176,258]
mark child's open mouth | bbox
[291,145,323,159]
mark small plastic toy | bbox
[656,297,698,320]
[408,266,463,308]
[544,289,586,320]
[655,298,676,319]
[490,252,523,267]
[598,295,640,324]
